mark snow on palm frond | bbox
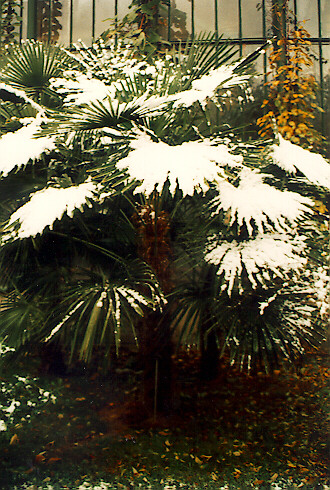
[0,115,55,176]
[67,39,149,82]
[2,181,98,241]
[169,65,250,108]
[311,267,330,319]
[205,234,307,295]
[115,133,243,196]
[212,169,313,235]
[0,83,44,113]
[50,73,114,106]
[271,135,330,189]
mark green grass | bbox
[0,348,329,489]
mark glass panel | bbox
[170,0,191,41]
[36,0,64,42]
[72,0,93,44]
[95,0,116,39]
[322,45,330,76]
[295,0,318,37]
[117,0,131,20]
[4,0,25,41]
[241,0,263,38]
[57,0,71,46]
[194,0,215,35]
[321,0,329,37]
[241,44,266,76]
[217,0,238,38]
[21,0,28,39]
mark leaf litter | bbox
[0,346,329,489]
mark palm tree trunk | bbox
[134,203,174,416]
[200,329,219,381]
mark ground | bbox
[0,346,329,489]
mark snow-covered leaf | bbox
[271,136,330,189]
[212,169,312,235]
[116,133,242,196]
[169,65,250,108]
[205,234,307,295]
[0,116,55,177]
[2,181,98,241]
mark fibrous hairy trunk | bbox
[133,203,174,415]
[139,310,173,415]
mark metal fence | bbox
[2,1,330,109]
[2,1,328,74]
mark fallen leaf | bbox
[35,452,46,464]
[195,456,203,465]
[132,467,139,475]
[47,457,61,464]
[9,434,19,445]
[270,473,278,481]
[164,440,171,447]
[233,450,242,456]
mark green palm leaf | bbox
[0,41,74,105]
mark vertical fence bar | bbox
[293,0,297,30]
[48,0,53,42]
[214,0,218,39]
[19,0,24,41]
[92,0,96,41]
[69,0,73,46]
[262,0,267,91]
[238,0,242,56]
[167,0,171,42]
[27,0,37,39]
[114,0,118,46]
[0,2,2,47]
[317,0,325,135]
[191,0,194,38]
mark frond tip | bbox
[0,115,55,177]
[205,234,308,295]
[116,133,242,196]
[271,135,330,189]
[2,181,99,241]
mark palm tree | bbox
[0,37,329,416]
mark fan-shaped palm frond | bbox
[0,287,47,352]
[40,260,164,365]
[216,284,325,373]
[171,263,325,373]
[171,33,239,90]
[0,41,74,105]
[38,98,156,141]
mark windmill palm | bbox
[0,37,328,416]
